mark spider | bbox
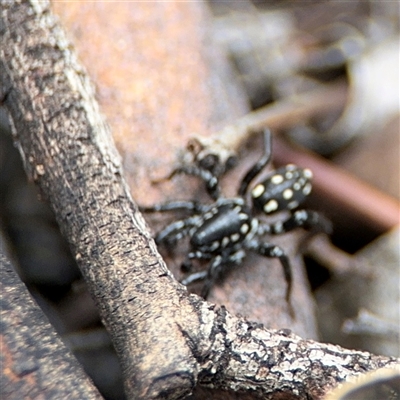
[142,130,330,307]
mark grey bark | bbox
[0,234,103,399]
[1,1,399,399]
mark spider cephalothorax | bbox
[143,130,330,309]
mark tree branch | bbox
[1,1,398,399]
[0,234,103,399]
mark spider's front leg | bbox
[140,200,208,214]
[180,248,213,274]
[154,215,202,248]
[157,165,222,201]
[140,200,210,248]
[181,250,246,299]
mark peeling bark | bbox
[1,1,399,399]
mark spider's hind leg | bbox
[247,240,293,307]
[269,210,332,236]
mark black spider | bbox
[143,130,331,308]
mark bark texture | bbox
[1,1,399,399]
[0,237,102,399]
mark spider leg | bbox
[155,215,201,247]
[201,250,246,298]
[180,253,222,296]
[271,210,332,234]
[181,250,246,299]
[238,128,272,197]
[181,250,213,273]
[140,200,208,214]
[180,270,208,286]
[247,240,292,304]
[263,210,332,235]
[168,165,221,200]
[286,210,332,233]
[200,255,224,299]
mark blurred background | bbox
[1,1,399,399]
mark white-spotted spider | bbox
[142,130,331,308]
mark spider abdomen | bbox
[251,165,313,214]
[190,204,253,253]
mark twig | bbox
[188,81,347,168]
[0,236,103,399]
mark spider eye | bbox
[251,165,313,214]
